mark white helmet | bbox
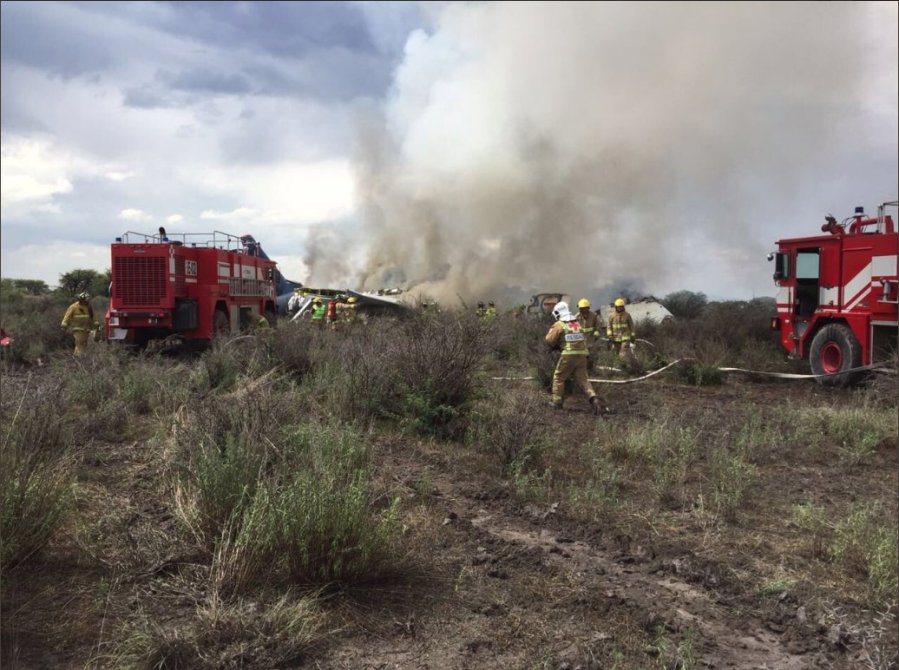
[552,301,573,321]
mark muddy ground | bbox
[2,369,897,669]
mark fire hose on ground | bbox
[490,360,893,384]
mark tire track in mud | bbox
[467,506,813,669]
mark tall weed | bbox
[831,503,898,603]
[0,382,74,570]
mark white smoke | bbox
[345,1,897,304]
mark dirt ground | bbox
[2,370,897,669]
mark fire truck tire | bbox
[809,323,862,387]
[213,309,230,339]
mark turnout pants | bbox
[552,354,597,404]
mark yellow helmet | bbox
[577,298,591,309]
[614,298,626,308]
[347,297,357,304]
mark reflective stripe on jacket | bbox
[576,311,602,337]
[62,302,97,332]
[607,311,635,342]
[545,320,589,355]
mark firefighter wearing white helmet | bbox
[576,297,602,371]
[545,301,601,414]
[606,297,636,361]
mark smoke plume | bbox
[346,2,897,304]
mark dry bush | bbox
[484,312,549,369]
[0,381,74,571]
[112,591,323,670]
[642,299,786,372]
[0,291,82,365]
[298,311,488,439]
[466,387,550,474]
[867,351,898,409]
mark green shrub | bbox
[831,503,898,603]
[707,447,758,521]
[673,361,725,386]
[171,398,402,591]
[792,402,895,462]
[276,423,401,585]
[790,502,830,558]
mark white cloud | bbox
[165,214,183,224]
[0,241,110,282]
[119,208,152,221]
[105,170,135,182]
[191,160,355,226]
[0,136,75,208]
[200,206,256,220]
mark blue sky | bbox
[2,1,897,303]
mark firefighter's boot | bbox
[550,398,563,411]
[589,396,601,416]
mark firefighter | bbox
[545,301,600,414]
[61,291,99,355]
[576,298,602,371]
[345,296,359,324]
[326,298,338,328]
[485,301,498,319]
[310,298,326,326]
[606,297,636,362]
[476,301,486,318]
[255,313,272,330]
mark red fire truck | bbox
[106,229,278,348]
[770,201,898,386]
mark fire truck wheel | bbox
[213,309,230,338]
[809,323,862,387]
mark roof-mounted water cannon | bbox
[821,213,843,235]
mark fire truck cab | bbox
[770,201,898,386]
[106,229,278,348]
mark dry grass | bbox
[1,297,896,668]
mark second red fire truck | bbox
[770,200,898,386]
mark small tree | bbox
[663,290,708,320]
[58,269,110,298]
[12,279,50,295]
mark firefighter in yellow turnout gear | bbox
[61,292,99,355]
[607,297,636,362]
[333,296,359,329]
[575,298,602,371]
[545,301,600,414]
